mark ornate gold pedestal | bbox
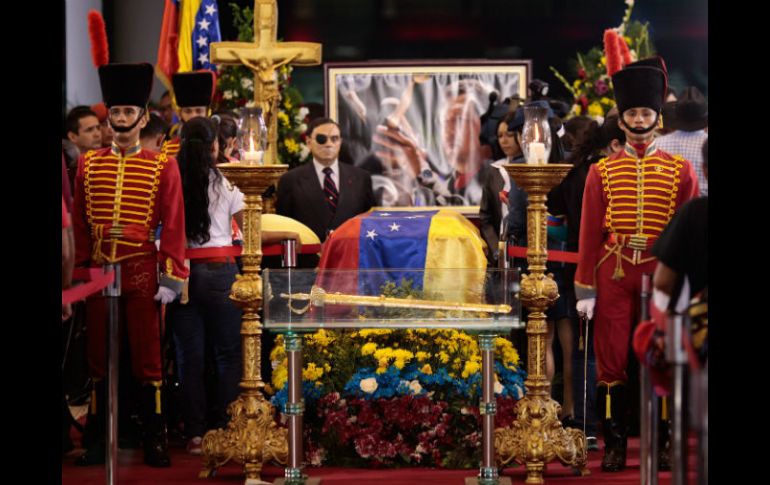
[200,164,289,484]
[495,164,589,484]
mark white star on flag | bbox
[196,36,208,48]
[389,223,400,232]
[198,53,209,64]
[205,4,217,16]
[366,229,378,240]
[378,212,391,217]
[198,18,210,31]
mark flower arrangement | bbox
[267,325,527,467]
[212,3,311,168]
[549,0,656,121]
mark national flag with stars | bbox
[156,0,222,91]
[316,209,488,305]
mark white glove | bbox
[153,286,178,304]
[576,298,596,320]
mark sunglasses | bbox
[314,134,341,144]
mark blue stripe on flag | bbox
[358,211,438,295]
[192,0,222,71]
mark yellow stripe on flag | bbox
[424,209,487,303]
[177,0,202,73]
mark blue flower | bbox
[271,380,324,411]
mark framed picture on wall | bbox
[325,60,531,208]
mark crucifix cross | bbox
[210,0,322,165]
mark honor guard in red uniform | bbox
[72,63,189,467]
[161,70,216,159]
[573,57,699,472]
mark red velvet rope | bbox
[185,245,243,259]
[262,243,322,256]
[62,268,115,304]
[507,246,580,264]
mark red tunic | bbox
[162,135,181,160]
[72,142,189,381]
[574,142,698,383]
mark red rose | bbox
[578,95,589,114]
[578,68,586,79]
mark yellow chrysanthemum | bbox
[421,364,433,375]
[437,351,450,364]
[302,362,324,381]
[284,138,299,154]
[461,360,481,379]
[269,342,286,362]
[374,348,394,360]
[588,102,604,118]
[361,342,378,356]
[415,351,430,362]
[278,111,290,127]
[311,329,333,347]
[358,329,393,338]
[272,365,288,390]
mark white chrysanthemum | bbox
[223,90,233,100]
[241,78,254,90]
[408,380,422,394]
[494,381,504,395]
[360,377,378,394]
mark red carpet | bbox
[62,437,698,485]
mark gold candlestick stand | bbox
[200,163,289,484]
[495,164,589,484]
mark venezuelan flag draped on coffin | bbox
[265,209,527,468]
[315,208,488,307]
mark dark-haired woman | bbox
[212,112,240,164]
[168,117,245,455]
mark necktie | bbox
[323,167,338,213]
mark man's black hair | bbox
[65,106,98,136]
[140,113,168,139]
[306,117,340,137]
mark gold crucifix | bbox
[210,0,322,165]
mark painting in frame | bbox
[325,60,531,209]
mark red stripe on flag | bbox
[318,217,362,270]
[155,0,180,91]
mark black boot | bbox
[62,392,75,455]
[598,382,628,472]
[140,382,171,468]
[75,380,106,466]
[658,397,672,471]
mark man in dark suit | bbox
[277,117,376,243]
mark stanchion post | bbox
[104,263,121,485]
[666,313,688,485]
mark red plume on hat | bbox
[88,10,109,68]
[604,29,623,77]
[617,35,633,66]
